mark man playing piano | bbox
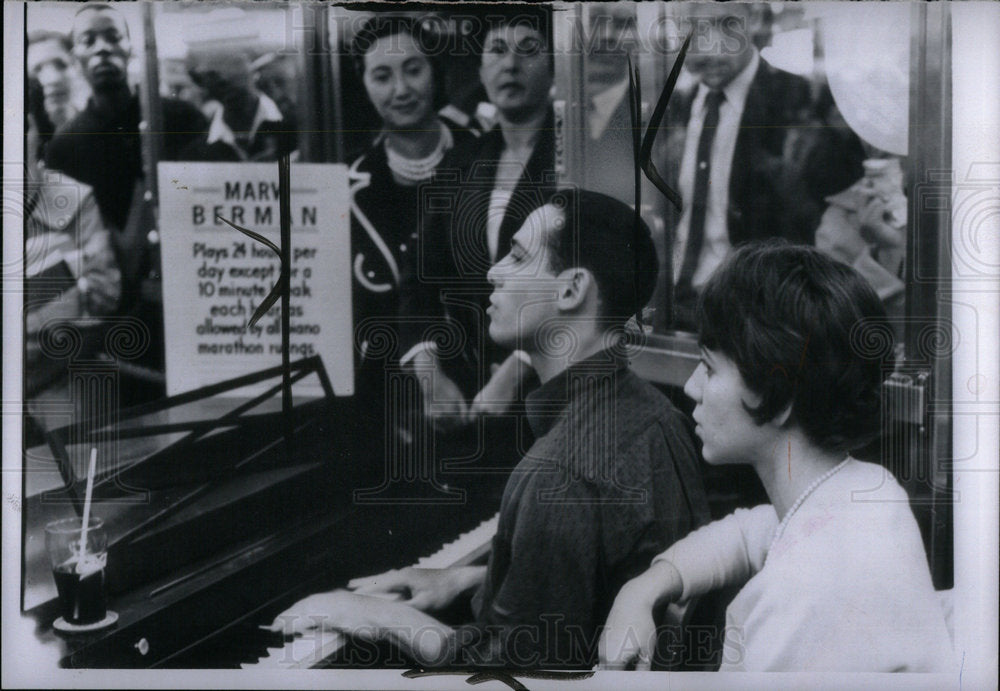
[267,189,709,669]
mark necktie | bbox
[677,89,725,292]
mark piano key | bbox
[242,630,345,670]
[416,513,498,568]
[241,512,500,669]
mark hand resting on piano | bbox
[262,589,453,665]
[347,565,486,611]
[263,566,487,667]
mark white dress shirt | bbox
[588,77,630,140]
[673,50,760,288]
[205,93,285,160]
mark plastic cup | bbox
[45,517,108,626]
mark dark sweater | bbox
[456,350,710,668]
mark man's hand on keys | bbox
[348,566,478,612]
[262,589,395,637]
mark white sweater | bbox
[654,459,955,672]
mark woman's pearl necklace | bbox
[765,457,851,564]
[385,121,453,184]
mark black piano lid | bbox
[43,356,333,503]
[26,357,341,602]
[21,352,519,668]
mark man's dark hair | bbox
[544,188,658,326]
[462,5,552,61]
[451,3,552,63]
[349,14,446,109]
[697,240,893,453]
[28,30,72,53]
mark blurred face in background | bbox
[586,5,636,92]
[27,37,83,127]
[254,57,298,119]
[682,4,757,91]
[362,31,437,132]
[480,24,552,123]
[71,8,131,93]
[187,50,257,115]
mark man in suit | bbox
[399,7,556,428]
[583,4,639,204]
[655,4,816,329]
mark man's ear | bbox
[556,267,593,312]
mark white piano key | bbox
[416,513,498,568]
[242,630,344,670]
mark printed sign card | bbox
[158,162,353,397]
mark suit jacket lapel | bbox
[657,87,697,233]
[729,62,768,244]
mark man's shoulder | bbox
[612,369,700,459]
[614,368,681,421]
[53,103,101,136]
[45,108,101,174]
[752,61,812,111]
[47,104,102,153]
[559,368,695,470]
[161,97,209,130]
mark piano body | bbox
[22,357,522,669]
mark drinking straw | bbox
[79,448,97,561]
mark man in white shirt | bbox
[674,45,760,289]
[181,47,297,162]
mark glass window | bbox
[555,2,915,340]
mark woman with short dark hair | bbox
[600,241,955,672]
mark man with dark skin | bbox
[180,48,296,162]
[45,5,207,231]
[44,5,207,376]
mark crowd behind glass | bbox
[23,2,952,674]
[25,2,910,426]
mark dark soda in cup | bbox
[52,554,107,625]
[45,517,108,626]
